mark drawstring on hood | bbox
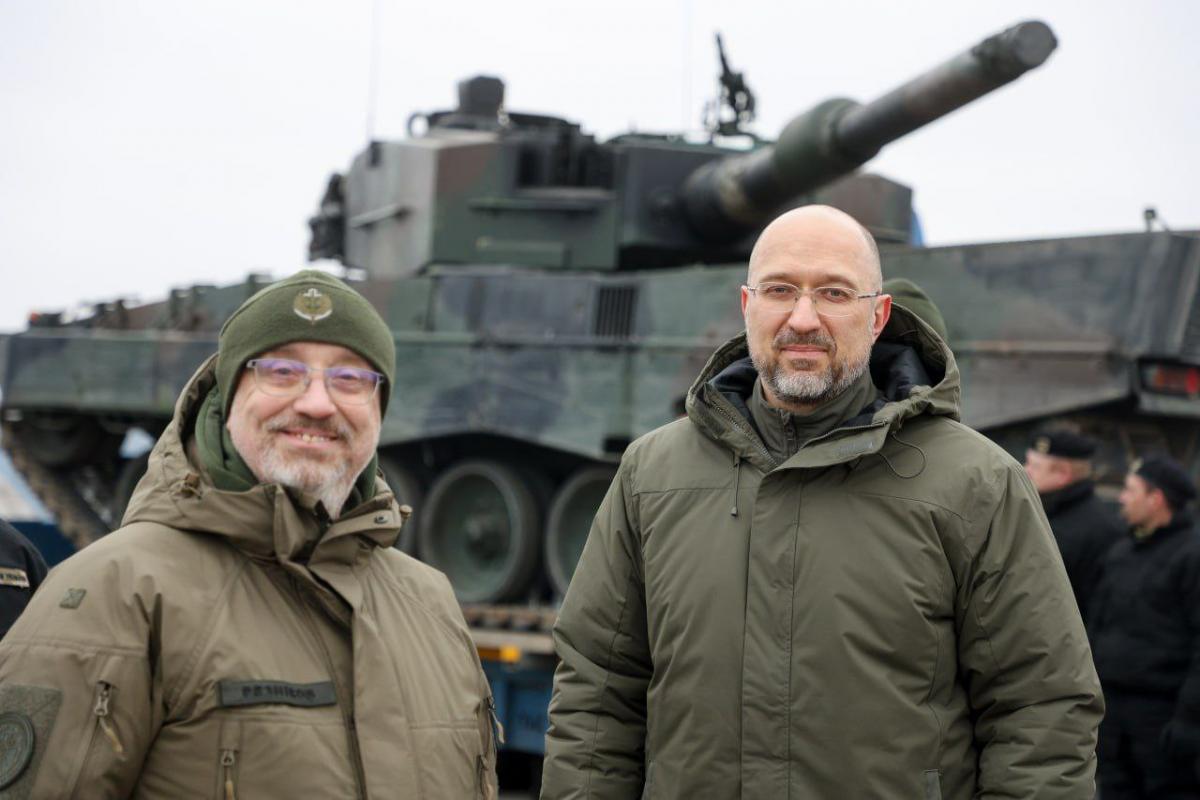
[876,431,929,480]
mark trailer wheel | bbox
[113,452,151,525]
[544,466,616,597]
[418,460,541,603]
[378,456,423,555]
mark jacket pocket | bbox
[923,769,942,800]
[215,719,243,800]
[67,681,127,800]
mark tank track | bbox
[1,421,109,549]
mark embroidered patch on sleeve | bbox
[59,588,87,609]
[0,568,29,589]
[0,686,62,795]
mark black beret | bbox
[1134,455,1198,509]
[1030,427,1096,459]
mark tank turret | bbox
[310,21,1056,276]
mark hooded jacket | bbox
[542,307,1103,799]
[0,357,498,799]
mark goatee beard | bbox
[751,329,870,408]
[246,416,363,518]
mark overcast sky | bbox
[1,0,1196,332]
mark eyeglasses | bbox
[743,283,882,317]
[245,358,386,405]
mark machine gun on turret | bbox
[704,33,758,139]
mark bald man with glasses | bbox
[542,205,1103,800]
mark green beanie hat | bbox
[216,270,395,415]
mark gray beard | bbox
[229,414,364,519]
[254,444,357,519]
[750,330,872,407]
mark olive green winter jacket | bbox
[542,307,1103,799]
[0,357,498,799]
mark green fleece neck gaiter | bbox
[196,386,259,492]
[195,386,380,510]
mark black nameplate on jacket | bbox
[218,680,337,708]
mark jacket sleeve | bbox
[1169,539,1200,729]
[0,546,163,798]
[954,464,1104,799]
[542,457,652,800]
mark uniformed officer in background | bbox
[0,518,47,638]
[1023,426,1123,618]
[1089,455,1200,799]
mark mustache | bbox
[773,330,836,350]
[265,415,353,440]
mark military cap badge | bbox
[294,287,333,323]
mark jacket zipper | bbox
[289,574,368,798]
[478,695,503,799]
[486,695,504,753]
[66,682,125,800]
[710,399,772,463]
[221,749,237,800]
[94,682,125,759]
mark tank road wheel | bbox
[378,456,424,555]
[545,466,617,596]
[418,460,541,604]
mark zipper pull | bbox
[730,454,742,517]
[93,682,126,759]
[486,695,505,749]
[222,749,237,800]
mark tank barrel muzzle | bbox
[683,20,1057,240]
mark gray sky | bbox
[1,0,1196,332]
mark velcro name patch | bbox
[0,568,29,589]
[218,680,337,709]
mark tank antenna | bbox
[1144,207,1172,233]
[365,0,383,142]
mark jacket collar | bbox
[1131,511,1195,547]
[1039,479,1097,516]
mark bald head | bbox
[748,205,882,291]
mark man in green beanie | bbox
[0,270,500,798]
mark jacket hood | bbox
[121,354,405,564]
[685,304,961,472]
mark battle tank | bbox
[4,19,1199,610]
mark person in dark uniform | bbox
[1023,426,1123,618]
[0,519,48,638]
[1090,455,1200,800]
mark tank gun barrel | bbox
[683,20,1057,240]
